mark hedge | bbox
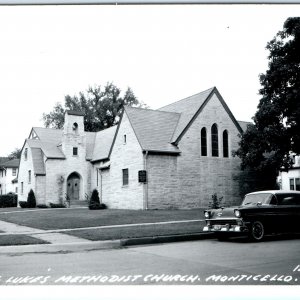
[0,194,18,208]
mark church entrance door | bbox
[67,172,80,201]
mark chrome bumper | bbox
[203,220,249,233]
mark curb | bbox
[120,232,215,246]
[0,232,215,254]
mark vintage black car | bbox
[203,190,300,241]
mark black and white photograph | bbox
[0,1,299,299]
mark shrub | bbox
[209,193,224,209]
[36,204,48,209]
[19,201,29,208]
[89,189,107,210]
[0,194,18,208]
[27,189,36,208]
[49,203,66,208]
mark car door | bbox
[275,193,299,233]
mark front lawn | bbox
[65,221,204,241]
[0,208,204,231]
[0,234,49,246]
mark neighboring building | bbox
[278,155,300,191]
[0,158,20,195]
[18,87,255,209]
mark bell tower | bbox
[62,110,86,159]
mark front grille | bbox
[210,219,238,226]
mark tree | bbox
[43,82,146,132]
[235,17,300,185]
[8,148,21,159]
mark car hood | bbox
[209,207,240,219]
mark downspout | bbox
[143,151,149,210]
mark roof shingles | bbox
[158,87,215,142]
[125,107,181,153]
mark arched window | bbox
[211,124,219,157]
[223,130,229,157]
[201,127,207,156]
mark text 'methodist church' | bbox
[17,87,254,209]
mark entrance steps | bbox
[70,200,89,208]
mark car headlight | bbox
[204,211,210,218]
[234,210,241,218]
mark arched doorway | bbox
[67,172,81,201]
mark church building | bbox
[17,87,253,209]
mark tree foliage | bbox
[8,148,22,159]
[43,82,146,132]
[235,17,300,176]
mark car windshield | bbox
[242,193,273,206]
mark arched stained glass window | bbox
[201,127,207,156]
[223,130,229,158]
[211,124,219,157]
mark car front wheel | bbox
[249,221,265,241]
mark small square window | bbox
[12,168,17,176]
[73,147,78,156]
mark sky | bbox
[0,4,300,156]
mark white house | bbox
[278,155,300,191]
[0,158,19,195]
[17,87,257,209]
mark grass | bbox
[65,222,205,241]
[0,208,206,244]
[0,208,205,230]
[0,234,49,246]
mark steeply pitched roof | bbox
[26,139,65,159]
[32,127,63,144]
[85,132,97,161]
[92,126,117,162]
[158,87,215,143]
[0,157,10,166]
[125,106,181,153]
[31,148,46,175]
[159,87,243,143]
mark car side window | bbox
[269,195,278,205]
[277,194,300,205]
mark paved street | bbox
[0,236,299,285]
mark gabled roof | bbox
[0,158,20,168]
[125,106,181,153]
[158,87,215,143]
[26,139,65,159]
[91,126,117,162]
[159,87,243,143]
[32,127,63,144]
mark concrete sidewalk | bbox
[0,232,214,254]
[0,219,212,254]
[0,220,90,244]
